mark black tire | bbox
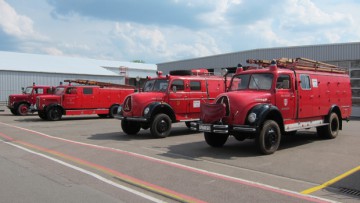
[108,105,119,118]
[98,114,108,118]
[10,109,18,115]
[256,120,281,155]
[185,121,191,128]
[204,132,229,147]
[38,111,48,120]
[284,130,297,136]
[46,107,62,121]
[317,112,339,139]
[121,120,141,135]
[17,103,29,116]
[169,70,192,76]
[150,114,172,138]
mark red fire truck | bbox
[116,69,230,138]
[7,83,55,116]
[192,58,352,154]
[35,80,135,121]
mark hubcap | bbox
[20,106,28,114]
[158,119,168,133]
[265,128,277,149]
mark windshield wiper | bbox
[251,76,260,90]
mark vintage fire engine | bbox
[191,58,352,154]
[116,69,230,138]
[35,79,135,121]
[7,83,55,116]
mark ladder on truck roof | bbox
[246,58,348,74]
[63,79,135,89]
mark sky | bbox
[1,0,360,64]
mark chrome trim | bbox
[284,119,325,132]
[233,126,256,132]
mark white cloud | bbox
[2,0,360,63]
[111,22,222,62]
[42,47,63,55]
[0,0,45,40]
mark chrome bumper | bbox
[190,122,257,134]
[115,115,148,122]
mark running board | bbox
[284,120,327,132]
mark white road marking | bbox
[1,140,165,203]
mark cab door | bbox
[168,79,188,115]
[63,87,81,109]
[275,74,295,120]
[297,74,319,118]
[188,80,204,115]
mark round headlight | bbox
[248,113,256,123]
[144,107,150,115]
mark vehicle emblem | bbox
[284,99,288,106]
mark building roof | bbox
[0,51,157,76]
[157,42,360,70]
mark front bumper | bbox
[190,122,257,134]
[29,105,38,113]
[114,115,148,122]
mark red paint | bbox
[36,80,135,121]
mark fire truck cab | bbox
[35,80,135,121]
[192,58,352,154]
[116,69,229,138]
[7,83,54,116]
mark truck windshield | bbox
[143,79,168,92]
[24,87,33,94]
[54,87,65,95]
[230,73,273,91]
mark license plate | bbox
[199,125,211,131]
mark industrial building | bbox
[158,42,360,117]
[0,51,157,104]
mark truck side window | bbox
[300,74,311,90]
[190,81,201,91]
[276,75,290,89]
[83,88,93,95]
[171,80,184,91]
[36,88,44,94]
[66,87,77,94]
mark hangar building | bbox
[0,51,156,104]
[157,42,360,117]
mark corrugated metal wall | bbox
[0,71,125,102]
[157,42,360,74]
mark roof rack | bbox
[63,79,135,89]
[246,58,348,74]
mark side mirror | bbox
[172,85,177,93]
[21,87,25,93]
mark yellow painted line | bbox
[301,165,360,194]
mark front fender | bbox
[144,102,175,122]
[45,103,64,114]
[248,104,282,128]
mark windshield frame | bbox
[54,87,65,95]
[24,87,33,94]
[229,73,274,91]
[143,79,169,92]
